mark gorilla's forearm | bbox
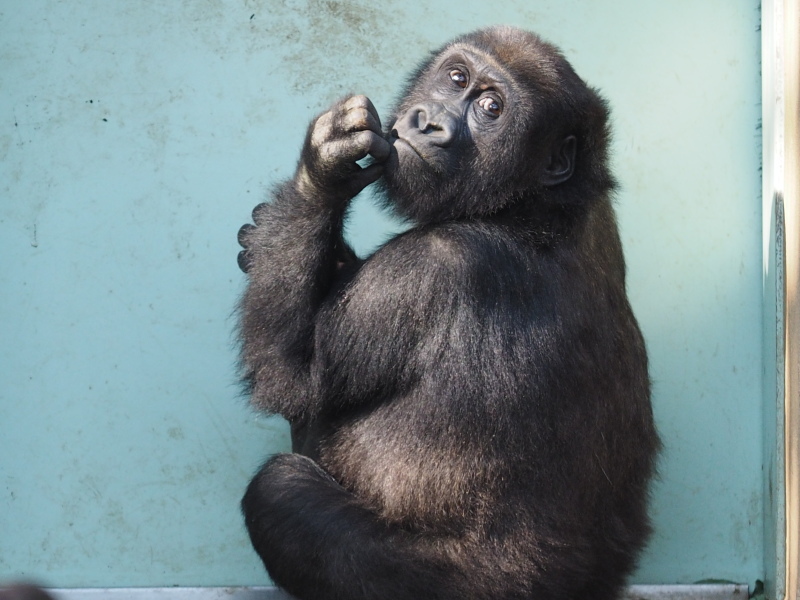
[237,96,388,421]
[237,181,346,420]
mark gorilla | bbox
[237,26,659,600]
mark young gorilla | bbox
[237,26,659,600]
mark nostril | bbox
[419,114,445,135]
[416,109,430,133]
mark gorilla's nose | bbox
[396,103,459,147]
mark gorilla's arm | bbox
[237,96,389,421]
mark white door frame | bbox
[763,1,800,600]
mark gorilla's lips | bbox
[388,131,451,178]
[390,132,425,162]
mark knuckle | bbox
[354,130,376,149]
[310,128,326,148]
[353,107,371,125]
[310,116,332,146]
[342,108,370,133]
[347,94,369,109]
[313,111,329,130]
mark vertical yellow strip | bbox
[785,0,800,599]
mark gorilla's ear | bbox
[541,135,576,186]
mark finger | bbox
[339,107,382,136]
[238,223,255,247]
[237,250,252,273]
[252,203,269,225]
[353,129,391,162]
[322,130,390,165]
[309,111,334,149]
[346,162,384,196]
[365,131,391,162]
[343,95,381,130]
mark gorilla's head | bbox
[380,26,614,224]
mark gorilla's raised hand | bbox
[296,95,391,206]
[237,95,389,274]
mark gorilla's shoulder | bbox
[347,221,551,309]
[370,221,532,267]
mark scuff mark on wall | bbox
[176,0,424,101]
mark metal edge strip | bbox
[17,584,748,600]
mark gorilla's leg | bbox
[242,454,483,600]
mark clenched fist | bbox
[296,95,391,206]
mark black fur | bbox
[0,586,55,600]
[237,26,659,600]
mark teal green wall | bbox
[0,0,763,589]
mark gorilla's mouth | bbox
[389,130,438,171]
[390,131,425,162]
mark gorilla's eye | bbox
[478,96,503,117]
[449,69,468,88]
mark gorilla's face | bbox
[381,47,520,223]
[390,49,512,173]
[380,37,578,224]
